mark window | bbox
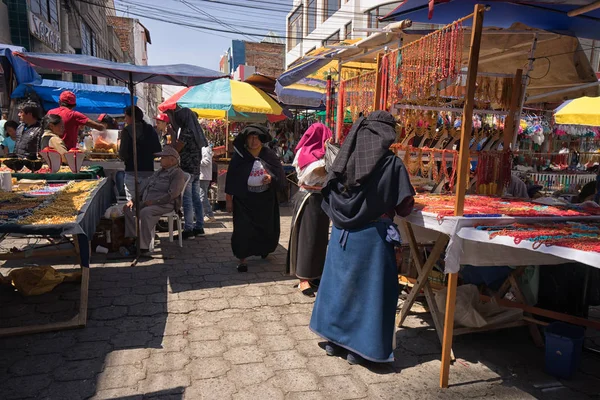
[344,21,352,40]
[307,0,317,35]
[80,21,96,56]
[366,7,380,36]
[322,30,340,47]
[30,0,42,15]
[287,5,303,49]
[29,0,59,30]
[323,0,341,22]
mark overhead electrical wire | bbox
[79,0,352,41]
[77,0,600,64]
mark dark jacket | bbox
[15,121,43,160]
[119,121,162,172]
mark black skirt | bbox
[286,191,330,280]
[231,188,280,260]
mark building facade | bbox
[219,35,285,81]
[3,0,127,83]
[108,15,162,118]
[285,0,409,67]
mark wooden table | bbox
[0,179,112,337]
[396,210,600,387]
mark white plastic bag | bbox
[104,205,124,219]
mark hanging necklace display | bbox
[384,19,464,105]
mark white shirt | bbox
[293,151,327,187]
[199,146,213,181]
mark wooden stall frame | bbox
[442,4,486,388]
[0,236,91,337]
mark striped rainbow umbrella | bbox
[159,78,286,122]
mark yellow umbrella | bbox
[554,96,600,127]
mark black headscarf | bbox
[225,124,284,198]
[329,110,398,187]
[322,111,415,229]
[173,108,207,149]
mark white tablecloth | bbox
[398,211,600,273]
[457,227,600,269]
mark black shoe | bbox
[325,342,340,356]
[139,249,152,258]
[261,254,268,259]
[193,228,205,237]
[346,352,363,365]
[237,263,248,273]
[175,230,195,241]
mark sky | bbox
[113,0,294,97]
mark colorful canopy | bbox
[554,96,600,127]
[381,0,600,40]
[159,79,285,122]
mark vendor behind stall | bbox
[97,113,119,130]
[1,120,18,156]
[2,101,44,171]
[41,114,68,163]
[47,91,105,149]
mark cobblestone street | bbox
[1,208,599,399]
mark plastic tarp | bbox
[381,0,600,40]
[11,79,135,114]
[0,44,42,85]
[14,52,227,86]
[275,81,326,108]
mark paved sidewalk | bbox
[0,208,599,399]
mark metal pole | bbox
[128,72,141,258]
[512,33,538,149]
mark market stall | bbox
[371,1,600,389]
[0,179,112,336]
[15,51,228,259]
[2,164,105,181]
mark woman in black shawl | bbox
[172,108,208,239]
[225,124,285,272]
[309,111,415,365]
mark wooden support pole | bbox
[454,5,486,217]
[502,69,523,151]
[442,4,486,390]
[496,69,523,196]
[336,62,345,143]
[481,295,600,331]
[373,53,383,111]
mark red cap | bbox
[155,114,170,123]
[97,113,107,122]
[59,91,76,105]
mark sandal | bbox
[298,280,315,297]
